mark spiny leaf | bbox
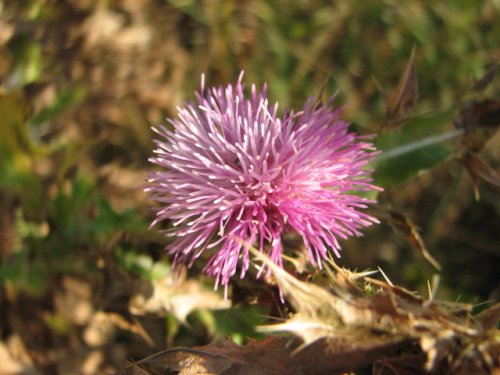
[251,249,499,373]
[252,247,417,339]
[126,253,500,375]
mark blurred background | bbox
[0,0,499,373]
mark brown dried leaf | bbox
[473,64,497,92]
[120,335,409,375]
[461,152,500,200]
[292,335,410,375]
[386,210,441,271]
[455,99,500,153]
[119,338,293,375]
[382,46,419,127]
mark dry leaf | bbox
[129,273,231,323]
[385,210,441,271]
[461,152,500,200]
[83,311,152,348]
[119,338,293,375]
[120,336,406,375]
[455,99,500,153]
[382,46,419,128]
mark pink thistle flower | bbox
[146,72,381,290]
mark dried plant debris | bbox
[455,99,500,153]
[454,98,500,199]
[129,275,231,323]
[0,191,19,260]
[120,338,296,375]
[122,250,500,375]
[381,46,419,129]
[460,152,500,200]
[381,208,441,271]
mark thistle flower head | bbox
[147,73,380,290]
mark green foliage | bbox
[373,110,456,186]
[211,305,268,343]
